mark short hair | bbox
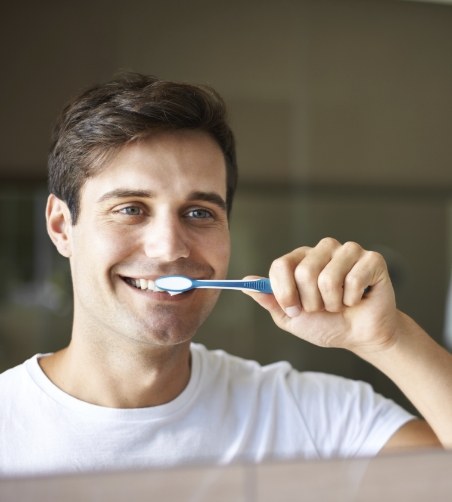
[48,72,238,223]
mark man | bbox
[0,73,450,477]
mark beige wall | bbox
[2,0,452,185]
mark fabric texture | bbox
[0,344,413,476]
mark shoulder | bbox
[191,343,293,382]
[191,343,360,392]
[0,355,41,396]
[288,371,379,402]
[0,360,27,384]
[190,343,323,405]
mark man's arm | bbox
[382,419,440,452]
[366,311,451,449]
[243,237,451,450]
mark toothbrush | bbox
[154,275,273,294]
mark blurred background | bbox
[1,0,451,413]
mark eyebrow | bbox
[97,189,154,203]
[188,191,227,212]
[97,188,227,211]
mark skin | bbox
[43,129,230,407]
[44,128,445,451]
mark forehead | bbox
[82,130,228,200]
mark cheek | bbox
[72,225,131,271]
[221,239,231,265]
[208,232,231,273]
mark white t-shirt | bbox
[0,344,413,477]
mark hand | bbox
[243,238,399,356]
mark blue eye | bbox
[118,206,142,216]
[187,208,213,219]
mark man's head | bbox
[48,72,238,224]
[46,74,235,348]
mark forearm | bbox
[356,311,452,448]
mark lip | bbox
[121,274,209,282]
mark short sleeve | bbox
[287,371,415,458]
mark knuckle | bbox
[342,240,362,254]
[364,250,389,275]
[269,256,287,275]
[317,270,339,293]
[294,262,317,284]
[344,272,362,290]
[318,236,340,249]
[366,250,384,264]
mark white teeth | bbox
[128,278,159,291]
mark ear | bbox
[46,194,73,258]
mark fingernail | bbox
[285,306,301,318]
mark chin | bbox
[124,314,203,347]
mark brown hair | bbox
[48,72,238,223]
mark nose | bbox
[143,213,190,262]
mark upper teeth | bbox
[133,278,158,291]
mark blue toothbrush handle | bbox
[240,278,273,293]
[194,278,273,294]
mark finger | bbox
[318,241,364,312]
[343,250,388,307]
[269,247,308,318]
[241,275,288,323]
[295,238,342,312]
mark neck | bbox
[39,337,192,408]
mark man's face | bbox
[63,130,231,347]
